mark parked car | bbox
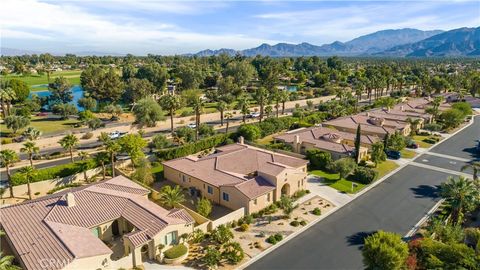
[407,142,419,149]
[36,112,48,117]
[108,131,126,139]
[187,123,197,129]
[247,112,260,118]
[12,136,26,143]
[115,155,131,161]
[386,150,401,160]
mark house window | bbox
[222,192,229,201]
[253,199,257,205]
[302,179,304,186]
[182,175,187,182]
[298,181,300,188]
[164,231,177,245]
[207,186,213,194]
[267,193,271,202]
[203,184,206,189]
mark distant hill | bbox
[191,28,445,57]
[1,47,42,56]
[0,47,124,57]
[377,27,480,57]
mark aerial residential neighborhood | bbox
[1,1,480,270]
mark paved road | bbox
[430,116,480,160]
[247,116,479,270]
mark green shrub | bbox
[239,223,249,232]
[1,138,12,144]
[293,190,308,200]
[306,149,332,170]
[237,124,262,141]
[156,133,232,160]
[266,233,283,245]
[351,167,378,184]
[163,244,188,259]
[244,215,254,224]
[11,159,99,186]
[300,220,307,226]
[81,132,94,139]
[424,123,443,132]
[312,207,321,216]
[290,220,300,227]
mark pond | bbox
[29,85,85,111]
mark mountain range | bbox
[193,27,479,57]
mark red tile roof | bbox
[0,176,193,270]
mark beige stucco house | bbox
[273,126,378,161]
[0,176,194,270]
[162,140,308,214]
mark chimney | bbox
[366,112,370,117]
[238,136,244,145]
[400,105,404,111]
[66,193,76,207]
[294,135,300,144]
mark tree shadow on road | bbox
[410,184,441,199]
[346,231,376,249]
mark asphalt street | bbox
[247,116,479,270]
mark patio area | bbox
[152,180,233,220]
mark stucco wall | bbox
[64,254,110,270]
[210,207,245,229]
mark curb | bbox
[404,199,445,238]
[238,115,477,269]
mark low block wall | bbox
[9,167,102,199]
[209,207,245,230]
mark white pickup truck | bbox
[108,131,127,139]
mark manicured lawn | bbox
[0,116,80,137]
[400,149,417,159]
[412,135,434,148]
[4,70,83,88]
[310,170,365,193]
[256,134,276,145]
[373,160,399,179]
[151,163,164,181]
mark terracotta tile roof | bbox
[163,143,308,189]
[233,176,276,199]
[0,176,193,270]
[275,126,380,146]
[124,230,150,248]
[167,208,195,224]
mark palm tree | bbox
[0,87,16,117]
[159,94,182,134]
[0,150,19,198]
[105,140,121,177]
[0,251,21,270]
[279,90,290,115]
[440,176,478,225]
[20,141,39,167]
[191,97,204,141]
[58,134,79,162]
[236,95,250,123]
[224,112,233,133]
[159,185,185,209]
[95,152,110,181]
[265,105,273,118]
[216,101,228,126]
[22,127,42,141]
[254,87,268,122]
[19,166,37,200]
[461,161,480,181]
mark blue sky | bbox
[1,0,479,55]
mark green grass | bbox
[151,164,164,174]
[256,134,276,145]
[373,160,399,179]
[0,116,80,137]
[310,170,365,193]
[4,70,82,89]
[400,149,417,159]
[413,135,434,148]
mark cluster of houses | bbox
[0,96,466,270]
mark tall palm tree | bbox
[95,152,110,181]
[224,112,233,133]
[216,100,228,126]
[105,140,121,177]
[461,161,480,181]
[58,134,79,162]
[236,95,250,123]
[159,94,182,134]
[440,176,478,225]
[20,141,39,167]
[279,90,290,115]
[19,166,37,200]
[190,96,204,141]
[159,185,185,209]
[22,127,42,141]
[254,87,268,122]
[0,87,16,118]
[0,150,19,198]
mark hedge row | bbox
[11,158,100,186]
[155,133,233,160]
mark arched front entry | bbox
[281,183,290,197]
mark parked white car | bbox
[108,131,126,139]
[247,112,260,118]
[187,123,197,129]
